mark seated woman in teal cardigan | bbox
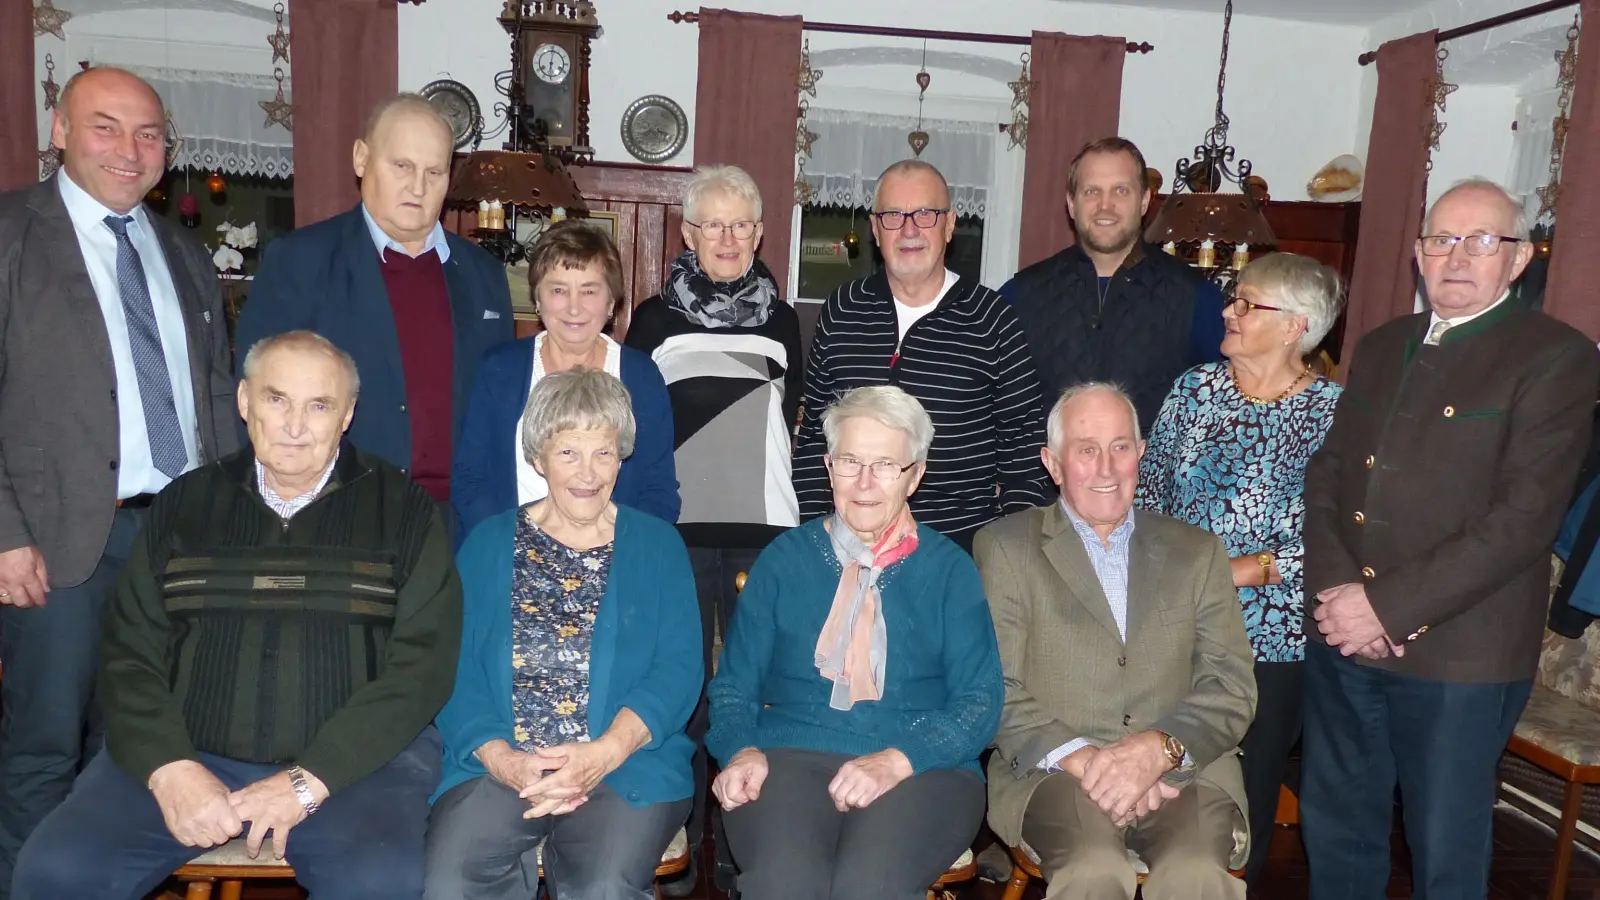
[427,368,701,900]
[451,220,680,542]
[708,386,1004,900]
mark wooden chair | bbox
[174,826,693,900]
[999,843,1244,900]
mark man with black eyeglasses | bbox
[1000,136,1226,433]
[792,159,1051,553]
[1300,177,1599,899]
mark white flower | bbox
[213,245,243,272]
[231,222,258,249]
[216,221,235,234]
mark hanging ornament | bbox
[260,67,293,133]
[793,41,822,207]
[1538,13,1581,222]
[1005,51,1034,150]
[178,193,199,229]
[1421,47,1455,174]
[40,55,59,110]
[844,208,860,260]
[267,2,291,65]
[38,146,61,181]
[33,0,72,39]
[146,187,165,203]
[206,171,226,195]
[908,42,931,158]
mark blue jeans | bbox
[0,508,144,898]
[1299,641,1531,900]
[11,727,442,900]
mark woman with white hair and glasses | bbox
[1135,252,1345,887]
[624,164,803,893]
[707,385,1002,900]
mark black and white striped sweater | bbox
[793,272,1053,539]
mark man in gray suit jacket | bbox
[975,383,1256,900]
[0,67,237,893]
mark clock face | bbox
[533,43,572,85]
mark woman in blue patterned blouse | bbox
[1136,252,1344,887]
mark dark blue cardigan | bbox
[451,336,680,539]
[433,504,702,806]
[234,205,514,471]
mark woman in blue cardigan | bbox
[426,369,701,900]
[708,386,1003,900]
[452,221,680,540]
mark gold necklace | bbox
[1231,363,1311,405]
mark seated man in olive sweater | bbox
[11,330,463,900]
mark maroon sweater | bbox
[377,248,455,502]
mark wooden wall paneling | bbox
[663,205,686,289]
[607,200,641,303]
[634,203,669,301]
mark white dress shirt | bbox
[515,332,623,506]
[58,171,198,498]
[1425,289,1510,339]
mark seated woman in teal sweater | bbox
[708,386,1004,900]
[427,369,702,900]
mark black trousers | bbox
[0,508,143,900]
[1238,659,1304,886]
[684,546,761,860]
[1300,640,1532,900]
[723,748,985,900]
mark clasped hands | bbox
[148,759,328,861]
[1313,582,1404,660]
[713,747,912,813]
[480,737,623,819]
[1063,732,1180,828]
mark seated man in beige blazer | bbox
[974,382,1257,900]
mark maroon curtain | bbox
[0,0,35,192]
[289,0,398,227]
[1544,0,1600,340]
[1339,30,1437,369]
[693,8,802,297]
[1017,32,1126,270]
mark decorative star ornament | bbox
[267,27,291,65]
[1537,181,1563,221]
[794,40,822,97]
[1426,120,1447,153]
[260,67,293,132]
[33,0,72,39]
[793,177,814,206]
[1431,78,1458,113]
[40,55,59,110]
[38,147,61,181]
[795,123,818,157]
[1008,53,1035,111]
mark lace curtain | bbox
[128,66,294,179]
[802,106,994,217]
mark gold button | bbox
[1418,625,1429,634]
[1365,455,1375,469]
[1443,406,1455,417]
[1353,511,1366,524]
[1407,632,1420,641]
[1361,566,1376,580]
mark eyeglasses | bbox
[1229,296,1286,317]
[688,220,758,241]
[828,456,917,481]
[870,208,948,231]
[1419,234,1523,257]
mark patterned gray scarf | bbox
[664,249,778,329]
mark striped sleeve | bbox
[990,306,1053,514]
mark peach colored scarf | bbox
[815,509,919,710]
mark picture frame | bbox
[580,210,619,242]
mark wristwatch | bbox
[285,765,320,816]
[1256,552,1274,586]
[1157,731,1186,769]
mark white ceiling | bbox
[1053,0,1438,26]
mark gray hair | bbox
[242,331,360,399]
[1047,383,1141,451]
[519,368,637,464]
[684,164,763,224]
[873,159,951,210]
[821,386,935,464]
[1424,177,1531,242]
[1236,252,1346,354]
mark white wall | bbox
[398,0,1367,199]
[1424,83,1517,207]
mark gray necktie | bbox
[103,215,187,479]
[1425,319,1452,346]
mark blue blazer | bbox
[451,336,680,539]
[434,504,702,806]
[234,205,514,471]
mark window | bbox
[797,206,985,301]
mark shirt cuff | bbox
[1038,737,1090,772]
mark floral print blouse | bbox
[511,512,613,749]
[1136,362,1342,663]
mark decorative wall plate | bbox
[420,79,482,151]
[620,95,688,163]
